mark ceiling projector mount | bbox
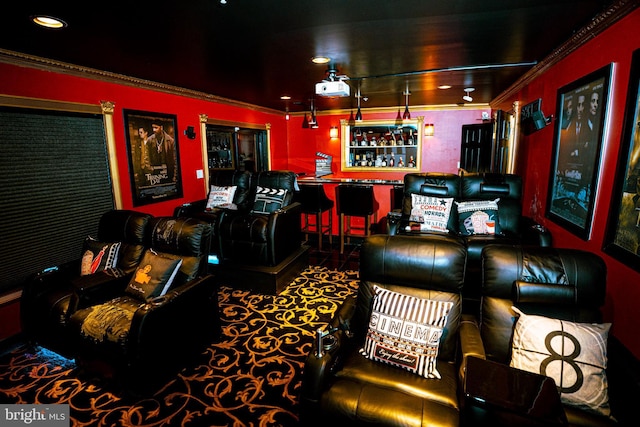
[316,64,350,97]
[463,87,475,103]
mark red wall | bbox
[0,62,288,217]
[493,9,640,358]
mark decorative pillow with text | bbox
[206,185,237,210]
[510,307,612,418]
[360,285,453,379]
[125,250,183,301]
[409,194,454,232]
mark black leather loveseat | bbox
[388,172,551,313]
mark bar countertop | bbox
[297,175,403,185]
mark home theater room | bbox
[1,1,639,426]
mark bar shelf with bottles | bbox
[206,126,235,171]
[341,117,423,171]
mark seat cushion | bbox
[322,350,459,425]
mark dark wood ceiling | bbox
[0,0,619,113]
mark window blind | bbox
[0,108,114,293]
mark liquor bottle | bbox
[389,152,395,167]
[397,132,404,145]
[408,155,415,168]
[398,156,404,167]
[408,129,414,145]
[381,156,387,167]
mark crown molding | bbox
[491,0,639,108]
[0,48,282,116]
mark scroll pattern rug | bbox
[0,266,359,426]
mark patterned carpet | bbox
[0,266,359,427]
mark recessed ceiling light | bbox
[31,15,68,29]
[311,56,331,64]
[280,95,291,100]
[438,85,452,90]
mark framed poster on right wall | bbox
[546,64,612,240]
[603,48,640,272]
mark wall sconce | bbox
[184,126,196,139]
[425,123,435,137]
[329,127,339,139]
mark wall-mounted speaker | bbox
[522,110,549,135]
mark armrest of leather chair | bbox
[458,313,486,384]
[267,201,302,265]
[69,269,132,311]
[301,296,357,404]
[520,216,553,247]
[127,274,219,363]
[173,199,207,217]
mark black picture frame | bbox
[124,109,183,206]
[546,64,612,240]
[603,49,640,272]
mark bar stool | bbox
[336,184,379,254]
[297,184,334,251]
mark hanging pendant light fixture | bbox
[301,112,309,129]
[402,82,411,120]
[355,83,363,122]
[309,98,319,128]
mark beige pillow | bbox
[359,285,453,379]
[510,307,612,417]
[206,185,237,209]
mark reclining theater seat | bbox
[20,209,152,358]
[173,169,255,256]
[68,216,218,392]
[217,170,302,267]
[474,245,620,426]
[301,234,483,427]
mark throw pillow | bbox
[510,307,612,417]
[80,237,121,276]
[206,185,237,210]
[125,250,183,301]
[359,285,453,379]
[252,186,288,214]
[409,194,454,232]
[455,198,500,235]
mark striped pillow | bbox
[359,285,453,379]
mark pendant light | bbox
[309,98,318,128]
[301,112,309,129]
[355,83,363,122]
[402,82,411,120]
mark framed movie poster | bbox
[546,64,612,240]
[124,109,183,206]
[603,49,640,272]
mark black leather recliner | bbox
[67,217,218,392]
[20,209,152,358]
[174,170,255,256]
[300,234,484,426]
[464,244,630,426]
[217,170,302,266]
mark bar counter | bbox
[297,176,403,185]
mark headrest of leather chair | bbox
[513,280,576,305]
[480,182,510,194]
[420,183,449,196]
[149,217,212,258]
[98,210,152,244]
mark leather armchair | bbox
[67,217,218,392]
[20,209,152,358]
[300,234,483,426]
[217,170,302,266]
[467,244,624,426]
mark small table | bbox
[463,356,568,426]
